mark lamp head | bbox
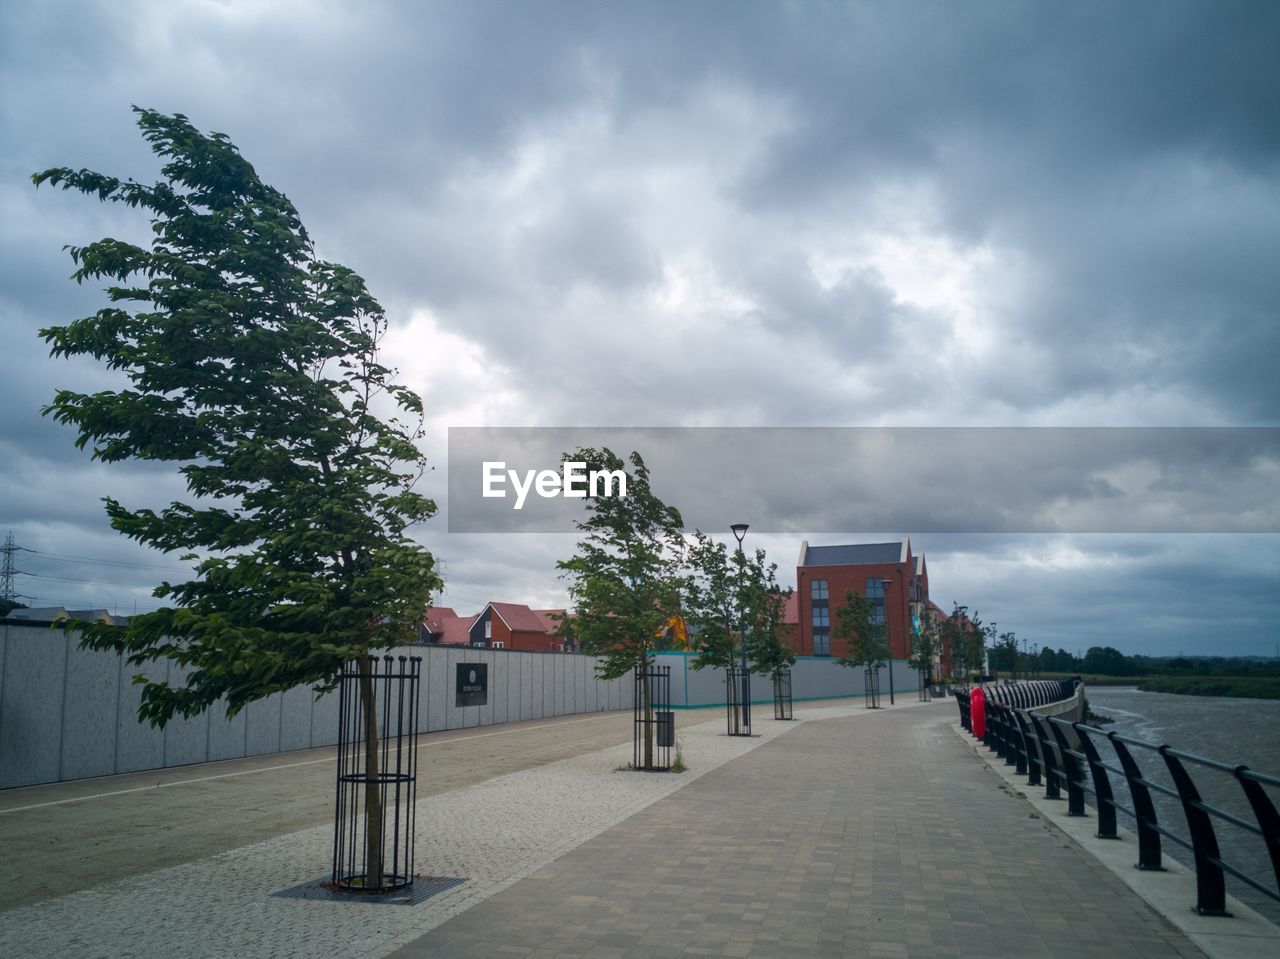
[730,523,749,546]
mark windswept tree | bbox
[557,448,684,768]
[945,604,987,682]
[835,588,885,672]
[683,531,747,673]
[34,109,439,887]
[909,612,940,691]
[745,560,796,687]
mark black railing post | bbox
[1031,714,1062,801]
[1074,724,1118,839]
[1001,708,1018,767]
[1235,766,1280,897]
[1011,709,1028,776]
[1109,734,1163,871]
[1160,747,1230,916]
[1048,719,1087,817]
[1014,710,1042,786]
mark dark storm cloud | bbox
[3,1,1277,653]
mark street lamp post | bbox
[731,523,751,732]
[881,579,895,705]
[955,605,969,684]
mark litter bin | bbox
[656,710,675,748]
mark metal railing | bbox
[975,695,1280,917]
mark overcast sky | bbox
[2,1,1277,658]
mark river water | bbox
[1085,687,1280,923]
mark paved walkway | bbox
[0,709,635,910]
[0,701,1214,958]
[391,707,1205,959]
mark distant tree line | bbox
[995,643,1280,678]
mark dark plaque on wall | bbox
[456,663,488,707]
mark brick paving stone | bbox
[390,707,1206,959]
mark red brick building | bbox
[467,602,569,652]
[794,537,929,660]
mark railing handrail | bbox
[988,707,1280,917]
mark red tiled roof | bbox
[532,608,567,634]
[490,602,552,633]
[439,615,476,645]
[424,606,458,634]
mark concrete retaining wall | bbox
[0,624,631,790]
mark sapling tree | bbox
[557,448,684,768]
[835,588,886,675]
[34,109,439,887]
[683,531,747,672]
[909,612,940,691]
[745,561,796,691]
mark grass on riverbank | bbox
[1037,671,1280,700]
[1134,675,1280,701]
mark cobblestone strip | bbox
[0,698,921,959]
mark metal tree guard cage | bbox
[633,662,673,771]
[865,666,882,709]
[773,667,794,720]
[332,655,420,893]
[726,665,752,736]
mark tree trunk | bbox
[358,654,384,889]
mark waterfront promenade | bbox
[0,698,1237,958]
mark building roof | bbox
[439,615,476,645]
[489,602,555,633]
[802,539,907,567]
[531,609,567,633]
[4,606,126,625]
[4,606,70,622]
[424,606,458,633]
[421,606,476,645]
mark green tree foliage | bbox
[1083,645,1136,676]
[557,448,684,770]
[945,604,986,681]
[557,448,685,681]
[35,109,439,886]
[746,562,796,682]
[992,631,1019,677]
[909,612,939,686]
[683,531,745,672]
[834,588,885,669]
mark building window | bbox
[813,629,830,656]
[484,619,492,639]
[492,641,504,649]
[811,579,828,600]
[865,578,886,626]
[812,607,829,627]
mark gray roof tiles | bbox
[803,542,903,566]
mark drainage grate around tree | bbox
[272,875,466,906]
